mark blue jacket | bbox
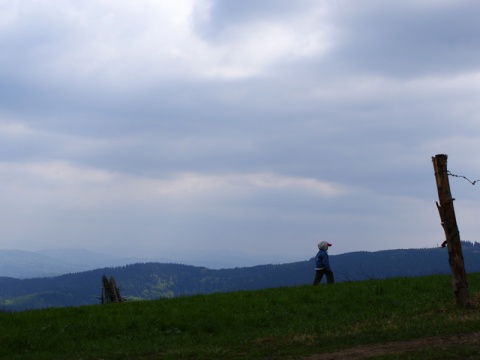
[314,249,330,271]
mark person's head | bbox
[318,241,332,251]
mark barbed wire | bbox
[447,171,480,185]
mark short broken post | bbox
[101,275,123,304]
[432,154,470,307]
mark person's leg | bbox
[312,270,325,285]
[326,270,334,284]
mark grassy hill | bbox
[1,273,480,359]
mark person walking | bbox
[313,241,334,285]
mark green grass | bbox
[1,273,480,359]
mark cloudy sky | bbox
[1,0,480,267]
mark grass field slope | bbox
[1,273,480,359]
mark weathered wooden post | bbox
[432,154,470,307]
[100,275,123,304]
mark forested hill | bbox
[2,243,480,311]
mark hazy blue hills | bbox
[0,248,278,278]
[1,242,480,312]
[0,249,171,278]
[0,250,86,278]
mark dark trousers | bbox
[312,269,334,285]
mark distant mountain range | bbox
[1,242,480,312]
[0,249,154,278]
[0,248,281,278]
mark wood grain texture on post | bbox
[432,154,470,307]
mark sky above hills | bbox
[1,0,480,266]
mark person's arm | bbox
[323,253,331,271]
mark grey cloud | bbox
[2,1,480,264]
[193,0,318,42]
[324,1,480,77]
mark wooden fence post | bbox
[432,154,470,307]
